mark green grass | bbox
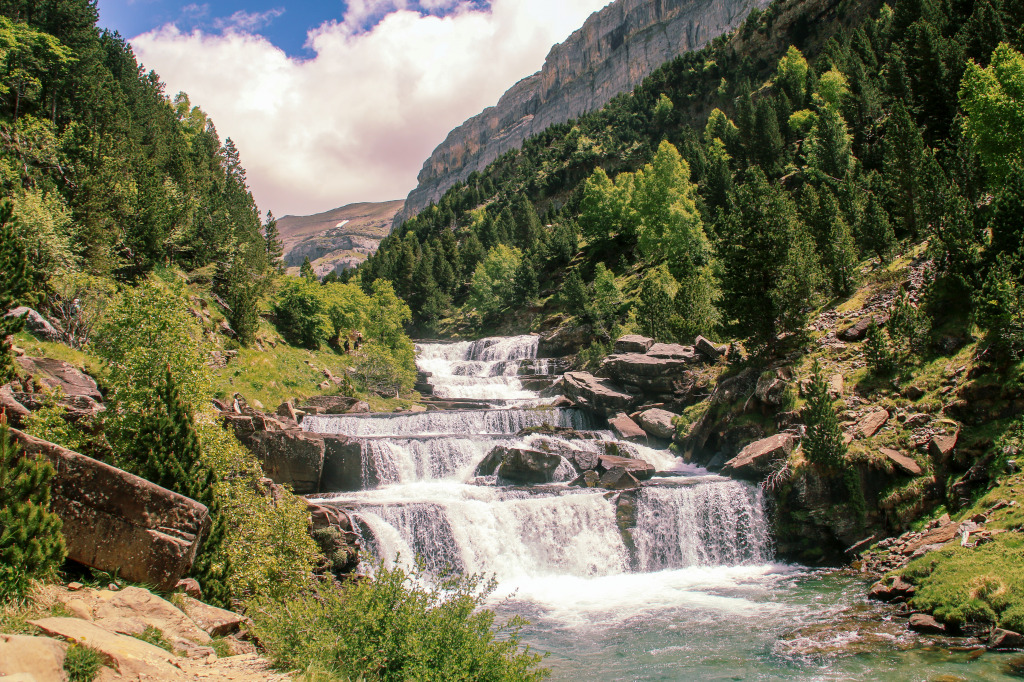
[63,643,106,682]
[132,625,176,653]
[903,533,1024,631]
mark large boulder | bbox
[5,306,61,342]
[321,435,363,492]
[694,336,726,362]
[241,431,325,494]
[597,452,655,480]
[538,324,604,358]
[10,429,210,591]
[16,357,102,402]
[494,446,563,484]
[636,408,677,440]
[601,354,695,393]
[721,433,797,481]
[879,448,923,476]
[608,412,647,442]
[561,372,636,416]
[614,334,654,354]
[0,634,67,681]
[839,313,890,341]
[599,466,641,490]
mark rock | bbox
[29,617,183,680]
[908,613,946,634]
[15,357,102,402]
[839,313,890,341]
[596,452,654,480]
[646,343,696,360]
[614,334,654,354]
[538,324,604,357]
[175,578,202,600]
[828,374,844,399]
[720,433,797,481]
[0,634,67,681]
[495,447,564,484]
[608,412,647,442]
[856,410,889,439]
[570,470,601,488]
[321,435,363,492]
[10,429,210,591]
[241,430,325,494]
[880,448,923,476]
[600,353,695,393]
[69,586,212,651]
[569,448,599,472]
[902,385,926,400]
[0,383,31,427]
[5,306,61,342]
[636,408,677,440]
[755,370,790,407]
[276,401,300,423]
[561,372,635,416]
[179,596,247,637]
[929,433,958,463]
[903,522,959,555]
[868,576,916,602]
[306,500,355,534]
[299,395,369,414]
[599,466,641,490]
[989,628,1024,651]
[394,0,763,227]
[694,335,726,362]
[475,446,505,477]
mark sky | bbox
[95,0,611,218]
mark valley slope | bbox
[279,200,404,277]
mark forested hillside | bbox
[359,0,1024,362]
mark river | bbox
[306,335,1020,681]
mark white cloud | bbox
[131,0,611,218]
[213,8,286,33]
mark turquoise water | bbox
[494,566,1020,681]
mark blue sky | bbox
[97,1,490,56]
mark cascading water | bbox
[302,335,1012,680]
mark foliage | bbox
[959,42,1024,184]
[45,271,116,349]
[322,281,370,344]
[247,558,550,681]
[903,533,1024,630]
[801,360,846,468]
[975,252,1024,359]
[0,421,66,602]
[63,643,105,682]
[195,416,319,601]
[468,244,522,321]
[132,625,175,653]
[94,277,211,450]
[352,342,415,397]
[21,389,89,453]
[0,201,30,383]
[273,277,332,350]
[126,367,231,607]
[864,321,896,375]
[634,264,678,342]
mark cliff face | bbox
[393,0,767,228]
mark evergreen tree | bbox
[819,191,860,295]
[882,101,926,236]
[0,203,29,384]
[0,419,66,601]
[130,367,231,607]
[864,321,896,374]
[590,263,622,332]
[806,104,853,183]
[511,257,539,308]
[299,256,317,282]
[860,194,897,263]
[263,211,284,273]
[560,269,589,319]
[801,360,847,468]
[635,265,678,341]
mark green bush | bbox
[352,342,415,397]
[0,422,66,602]
[273,277,332,349]
[63,643,105,682]
[248,559,549,681]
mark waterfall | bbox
[311,335,772,596]
[632,481,772,571]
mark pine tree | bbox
[635,265,678,341]
[864,321,896,375]
[511,257,539,307]
[299,256,316,283]
[801,360,847,469]
[130,368,231,607]
[0,203,30,384]
[860,194,897,263]
[263,211,284,273]
[560,269,589,320]
[0,419,66,601]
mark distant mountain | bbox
[278,201,404,277]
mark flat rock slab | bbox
[29,617,184,680]
[608,413,647,442]
[562,372,635,417]
[646,343,697,360]
[0,634,67,681]
[180,596,246,637]
[64,586,211,649]
[11,429,209,591]
[597,453,654,480]
[16,357,102,401]
[856,410,889,439]
[599,466,641,490]
[614,334,654,354]
[721,433,797,481]
[636,408,677,440]
[929,433,958,462]
[839,313,889,341]
[880,448,923,476]
[903,523,959,555]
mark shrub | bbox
[64,643,105,682]
[352,342,415,397]
[247,559,549,681]
[273,277,332,349]
[0,420,66,602]
[0,200,31,383]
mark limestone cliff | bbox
[393,0,767,228]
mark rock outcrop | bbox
[394,0,768,227]
[10,429,210,591]
[720,433,797,480]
